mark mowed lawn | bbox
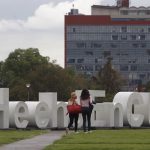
[0,129,48,146]
[45,129,150,150]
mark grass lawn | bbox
[0,129,48,146]
[44,129,150,150]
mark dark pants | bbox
[82,107,91,132]
[68,113,79,132]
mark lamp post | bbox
[26,83,30,101]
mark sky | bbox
[0,0,150,67]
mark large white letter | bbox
[9,101,29,128]
[91,102,123,127]
[134,93,150,126]
[0,88,9,129]
[57,102,68,128]
[39,92,57,128]
[113,92,144,127]
[26,102,50,129]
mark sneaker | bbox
[84,131,88,134]
[75,131,79,134]
[88,130,92,133]
[66,128,69,135]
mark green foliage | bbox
[0,61,4,87]
[96,59,125,101]
[0,48,125,102]
[0,48,92,101]
[45,129,150,150]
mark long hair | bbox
[80,89,90,100]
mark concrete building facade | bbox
[65,0,150,89]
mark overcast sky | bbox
[0,0,150,67]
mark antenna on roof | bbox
[72,3,74,9]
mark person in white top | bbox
[80,89,92,133]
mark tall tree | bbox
[97,58,124,95]
[1,48,91,101]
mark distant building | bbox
[65,0,150,90]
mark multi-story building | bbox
[65,0,150,89]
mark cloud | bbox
[1,0,150,31]
[0,0,63,20]
[24,2,69,30]
[0,20,24,32]
[0,0,103,67]
[0,0,102,31]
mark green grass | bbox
[44,129,150,150]
[0,129,48,145]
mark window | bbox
[67,59,75,63]
[147,49,150,55]
[95,59,98,63]
[120,65,128,71]
[112,35,118,40]
[77,59,84,63]
[138,35,145,40]
[139,28,144,33]
[130,65,137,71]
[121,26,127,33]
[76,64,84,71]
[130,35,136,40]
[132,43,139,48]
[121,10,128,15]
[146,10,150,15]
[110,43,117,48]
[103,51,111,58]
[85,51,93,56]
[111,27,117,32]
[85,65,93,71]
[76,42,86,48]
[121,35,127,40]
[139,74,146,79]
[91,43,101,48]
[141,43,146,48]
[73,28,76,33]
[95,58,102,63]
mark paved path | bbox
[0,131,65,150]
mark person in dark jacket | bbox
[80,89,92,133]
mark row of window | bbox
[120,10,150,16]
[120,65,150,71]
[67,33,150,41]
[67,26,150,33]
[112,34,146,40]
[72,42,148,49]
[67,57,150,64]
[72,64,150,72]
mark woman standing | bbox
[80,89,92,133]
[66,92,79,134]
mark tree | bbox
[2,48,49,101]
[1,48,92,101]
[96,58,125,101]
[0,61,4,87]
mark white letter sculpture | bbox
[0,88,9,129]
[113,92,144,127]
[9,101,29,128]
[26,102,50,129]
